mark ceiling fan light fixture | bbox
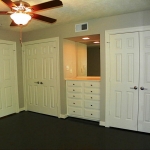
[10,12,31,25]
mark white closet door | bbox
[0,42,18,117]
[38,41,58,116]
[109,32,139,131]
[25,43,41,113]
[138,31,150,133]
[24,40,58,117]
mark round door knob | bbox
[140,87,144,90]
[34,81,39,84]
[130,86,138,90]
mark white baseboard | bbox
[59,114,68,119]
[99,121,105,126]
[19,107,25,112]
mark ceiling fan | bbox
[0,0,63,26]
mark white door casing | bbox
[23,38,60,117]
[0,40,19,117]
[105,26,150,133]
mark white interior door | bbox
[138,31,150,133]
[0,41,18,117]
[24,43,40,113]
[24,39,59,117]
[38,41,58,116]
[109,32,139,131]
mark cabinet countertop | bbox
[65,76,101,81]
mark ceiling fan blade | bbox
[31,0,63,12]
[0,11,9,15]
[10,21,18,26]
[1,0,16,9]
[32,14,56,23]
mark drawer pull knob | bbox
[73,95,75,97]
[73,103,75,104]
[91,105,93,106]
[73,89,75,91]
[91,97,93,99]
[91,84,93,86]
[91,114,93,115]
[73,111,75,113]
[73,84,75,85]
[91,91,92,93]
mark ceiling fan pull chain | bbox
[20,25,23,47]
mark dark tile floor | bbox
[0,111,150,150]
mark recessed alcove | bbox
[63,34,100,79]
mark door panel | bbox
[0,42,17,117]
[39,42,57,116]
[138,31,150,133]
[110,32,139,131]
[25,44,41,112]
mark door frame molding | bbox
[0,39,19,115]
[105,25,150,127]
[22,37,61,117]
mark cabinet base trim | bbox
[19,107,25,112]
[99,121,105,126]
[60,114,68,119]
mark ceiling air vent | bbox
[75,22,88,32]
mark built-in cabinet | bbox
[66,79,100,121]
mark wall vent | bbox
[75,22,88,32]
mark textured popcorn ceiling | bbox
[0,0,150,32]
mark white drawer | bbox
[67,93,82,99]
[67,81,82,87]
[84,82,100,88]
[67,87,82,93]
[84,109,100,119]
[68,100,82,107]
[84,88,100,94]
[68,107,83,116]
[84,95,100,101]
[84,101,100,110]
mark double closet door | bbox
[24,39,58,117]
[110,31,150,133]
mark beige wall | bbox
[22,10,150,122]
[77,43,87,76]
[0,29,24,108]
[63,40,87,78]
[63,39,77,78]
